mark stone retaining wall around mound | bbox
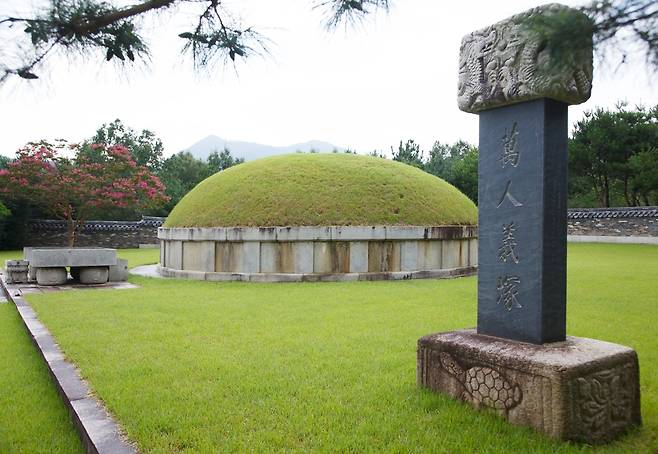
[157,226,478,282]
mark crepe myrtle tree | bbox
[0,140,168,246]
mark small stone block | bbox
[109,259,129,282]
[417,329,641,444]
[36,267,68,286]
[79,267,109,284]
[5,260,29,283]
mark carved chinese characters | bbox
[495,124,523,312]
[477,99,568,344]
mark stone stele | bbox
[417,330,641,444]
[457,3,593,113]
[418,3,641,444]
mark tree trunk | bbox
[623,177,632,206]
[603,176,610,207]
[66,215,76,247]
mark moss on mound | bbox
[164,153,477,227]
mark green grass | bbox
[20,243,657,453]
[165,153,477,228]
[0,304,84,453]
[0,248,158,453]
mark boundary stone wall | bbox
[158,225,478,282]
[567,207,658,237]
[25,216,164,248]
[19,207,658,250]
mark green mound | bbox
[164,153,477,227]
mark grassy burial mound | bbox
[164,153,477,228]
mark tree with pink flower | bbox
[0,140,168,246]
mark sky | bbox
[1,0,656,159]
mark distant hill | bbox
[183,135,346,161]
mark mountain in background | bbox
[183,135,346,161]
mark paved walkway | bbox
[130,264,162,278]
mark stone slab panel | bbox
[424,226,476,240]
[293,242,314,274]
[215,242,244,272]
[29,248,117,267]
[349,241,368,273]
[188,227,227,241]
[166,241,183,270]
[226,227,276,242]
[400,241,419,271]
[441,240,462,269]
[331,226,386,241]
[182,241,215,272]
[275,226,332,241]
[367,241,400,272]
[275,242,296,273]
[260,242,300,273]
[460,239,470,268]
[313,242,350,273]
[418,241,442,270]
[259,242,278,273]
[469,238,478,266]
[417,329,641,444]
[242,242,261,273]
[158,227,192,241]
[385,226,427,240]
[313,242,331,274]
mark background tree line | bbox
[389,103,657,208]
[2,103,656,249]
[0,119,244,248]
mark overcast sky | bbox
[1,0,656,159]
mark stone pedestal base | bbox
[79,266,109,284]
[4,260,29,284]
[36,267,67,286]
[417,329,641,444]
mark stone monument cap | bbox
[458,3,593,113]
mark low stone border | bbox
[567,235,658,245]
[0,278,136,454]
[158,225,478,281]
[140,264,477,282]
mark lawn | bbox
[0,248,158,453]
[10,243,656,453]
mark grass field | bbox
[5,243,653,453]
[165,153,477,228]
[0,249,158,453]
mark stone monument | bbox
[417,4,641,443]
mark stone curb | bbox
[158,225,478,242]
[0,277,137,454]
[567,235,658,245]
[149,265,478,282]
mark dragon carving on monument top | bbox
[457,4,593,113]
